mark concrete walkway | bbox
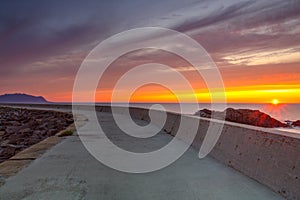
[0,112,283,200]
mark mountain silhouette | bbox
[0,93,48,103]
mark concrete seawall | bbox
[2,103,299,199]
[96,105,300,200]
[194,118,300,200]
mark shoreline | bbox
[1,102,300,135]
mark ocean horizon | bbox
[105,103,300,134]
[55,102,299,122]
[87,103,300,122]
[57,102,298,134]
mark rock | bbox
[225,108,286,128]
[195,109,212,118]
[8,134,22,145]
[284,120,293,126]
[0,131,5,136]
[9,121,21,126]
[1,146,17,158]
[26,138,41,146]
[292,120,300,127]
[19,128,32,134]
[5,127,16,134]
[66,118,74,124]
[35,118,43,124]
[0,140,9,147]
[47,129,58,136]
[0,144,25,159]
[32,130,42,135]
[38,123,48,130]
[194,108,287,128]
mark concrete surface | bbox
[93,105,300,199]
[0,111,284,200]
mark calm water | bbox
[95,103,300,134]
[98,103,300,122]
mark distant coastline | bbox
[21,101,299,123]
[1,97,299,133]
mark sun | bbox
[272,99,279,105]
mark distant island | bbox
[0,93,49,103]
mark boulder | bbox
[292,120,300,127]
[0,131,5,136]
[47,129,58,136]
[195,109,212,118]
[0,140,9,147]
[5,127,17,134]
[19,128,32,134]
[8,134,23,145]
[1,146,16,158]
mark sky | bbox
[0,0,300,103]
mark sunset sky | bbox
[1,0,299,103]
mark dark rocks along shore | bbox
[0,107,73,163]
[292,120,300,127]
[195,108,288,128]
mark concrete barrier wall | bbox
[1,103,299,199]
[194,119,300,200]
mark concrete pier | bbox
[0,104,298,199]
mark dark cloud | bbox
[0,1,119,75]
[174,1,300,32]
[174,0,256,32]
[0,0,189,77]
[171,0,300,66]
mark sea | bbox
[95,103,300,134]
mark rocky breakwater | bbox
[0,107,73,163]
[195,108,287,128]
[292,120,300,127]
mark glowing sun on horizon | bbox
[272,99,279,105]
